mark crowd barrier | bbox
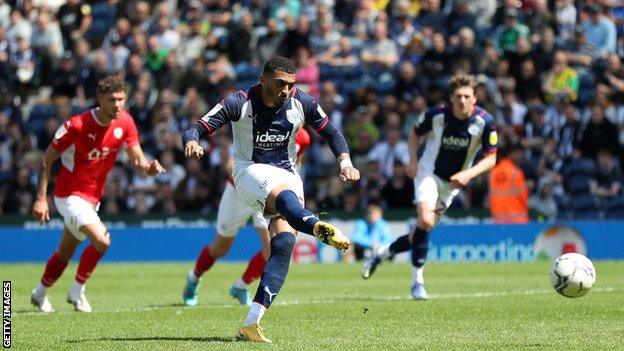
[1,220,622,263]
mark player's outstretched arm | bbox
[127,145,166,176]
[32,146,60,224]
[449,152,497,188]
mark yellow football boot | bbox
[313,221,351,252]
[237,323,272,343]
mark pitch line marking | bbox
[14,286,622,317]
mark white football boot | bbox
[67,283,93,312]
[31,287,54,313]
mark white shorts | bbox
[216,182,268,237]
[413,169,459,215]
[53,195,101,242]
[233,163,304,213]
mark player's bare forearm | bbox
[128,145,165,176]
[406,129,420,178]
[36,147,60,199]
[466,152,497,179]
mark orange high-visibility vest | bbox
[488,159,529,223]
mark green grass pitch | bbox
[3,261,623,350]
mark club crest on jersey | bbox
[468,124,480,136]
[286,109,303,124]
[442,135,470,150]
[113,127,123,139]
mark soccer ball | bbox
[549,253,596,298]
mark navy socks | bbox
[253,232,295,307]
[410,227,430,267]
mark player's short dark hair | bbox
[449,74,477,94]
[263,56,296,75]
[97,75,126,95]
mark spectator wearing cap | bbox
[493,8,530,54]
[582,4,617,58]
[542,50,579,103]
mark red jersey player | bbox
[182,128,312,306]
[30,76,165,313]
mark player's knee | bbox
[92,232,111,252]
[419,217,436,231]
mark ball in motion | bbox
[549,253,596,298]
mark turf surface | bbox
[2,261,623,350]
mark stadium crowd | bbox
[1,0,624,220]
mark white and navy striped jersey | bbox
[415,106,498,181]
[197,84,329,174]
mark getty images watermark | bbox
[2,281,10,348]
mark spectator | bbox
[381,160,414,208]
[590,149,622,199]
[350,204,394,261]
[255,18,284,65]
[227,12,255,64]
[488,144,529,223]
[367,128,409,180]
[541,50,579,103]
[360,21,398,69]
[294,46,320,98]
[581,4,617,58]
[579,104,620,159]
[529,178,558,221]
[493,8,530,54]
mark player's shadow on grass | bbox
[67,336,237,343]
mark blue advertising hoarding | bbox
[0,221,622,262]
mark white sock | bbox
[188,270,199,284]
[233,278,248,290]
[70,281,84,296]
[412,266,424,285]
[34,282,47,295]
[377,245,392,260]
[244,302,266,326]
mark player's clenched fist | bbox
[185,140,204,159]
[339,166,360,182]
